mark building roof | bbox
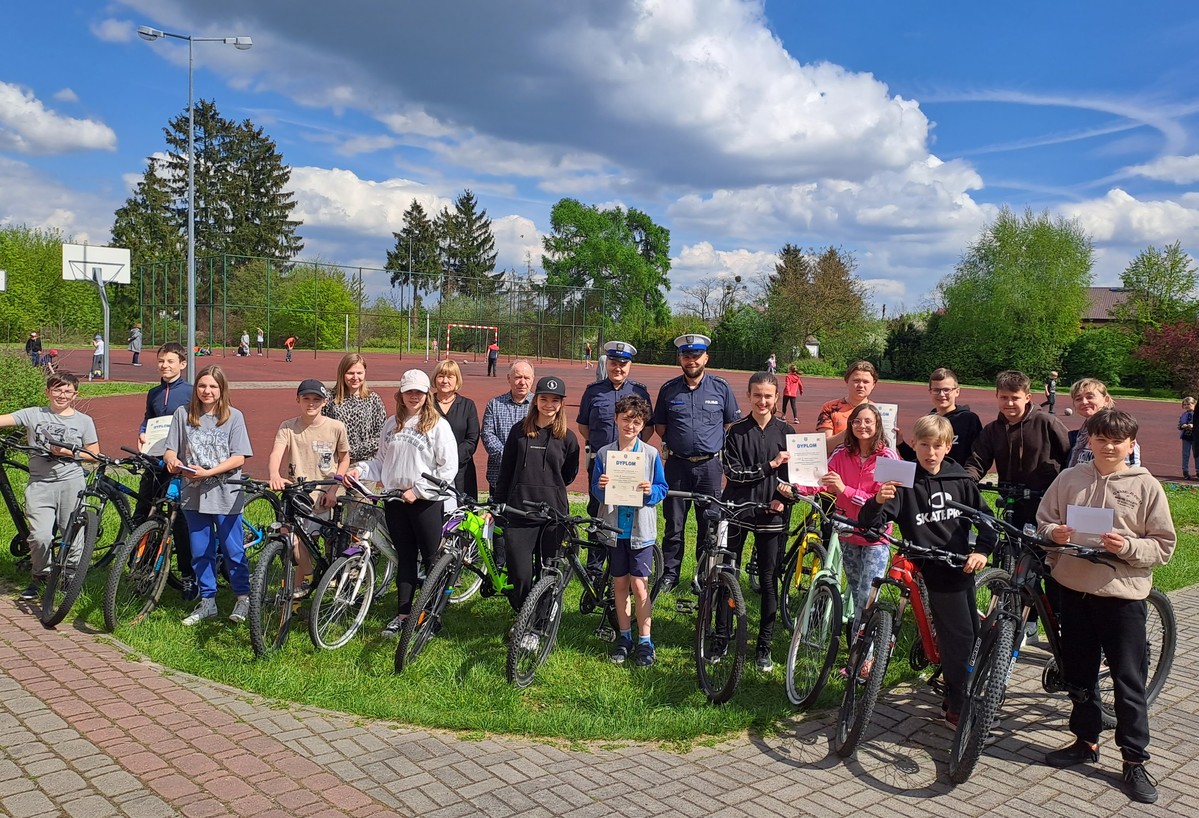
[1085,287,1130,323]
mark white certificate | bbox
[141,416,173,453]
[875,403,899,449]
[1066,504,1115,535]
[874,456,917,488]
[786,434,828,487]
[604,449,646,507]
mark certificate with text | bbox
[786,434,828,487]
[141,416,173,453]
[604,449,647,507]
[875,403,899,449]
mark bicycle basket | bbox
[340,498,385,539]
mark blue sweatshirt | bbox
[141,377,193,456]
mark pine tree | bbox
[386,200,441,295]
[447,190,498,296]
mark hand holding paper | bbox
[873,457,916,488]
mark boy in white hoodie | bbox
[1036,408,1175,804]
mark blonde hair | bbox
[433,359,462,393]
[331,353,369,403]
[911,414,953,447]
[188,365,232,427]
[1184,396,1196,408]
[1070,377,1112,402]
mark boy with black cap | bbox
[268,379,350,595]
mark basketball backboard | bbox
[62,244,131,285]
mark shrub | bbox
[0,352,47,415]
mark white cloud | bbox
[90,17,134,43]
[669,242,775,295]
[0,82,118,154]
[1125,155,1199,184]
[1061,188,1199,244]
[0,156,114,243]
[53,88,80,103]
[287,166,454,234]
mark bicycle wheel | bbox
[785,579,842,708]
[41,510,99,627]
[949,619,1015,784]
[506,575,563,688]
[973,567,1009,619]
[395,551,458,672]
[91,490,132,570]
[308,552,375,650]
[446,533,484,604]
[833,607,893,757]
[646,543,665,604]
[240,490,279,565]
[1097,588,1177,727]
[103,518,173,631]
[747,542,760,592]
[780,533,827,633]
[248,535,295,658]
[695,570,748,704]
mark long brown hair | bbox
[395,387,439,435]
[523,396,568,438]
[331,353,369,403]
[188,365,232,427]
[846,402,886,455]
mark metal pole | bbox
[186,37,196,382]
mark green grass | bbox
[2,474,1196,744]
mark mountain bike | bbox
[987,482,1044,572]
[833,529,968,758]
[305,474,400,650]
[39,442,151,628]
[393,474,509,672]
[783,492,860,708]
[668,490,772,704]
[1,431,33,559]
[505,502,622,688]
[945,500,1177,784]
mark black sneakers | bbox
[1123,763,1158,804]
[610,636,633,665]
[18,581,42,601]
[1045,738,1099,768]
[633,641,656,668]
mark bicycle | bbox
[668,490,772,704]
[505,502,623,688]
[945,500,1177,784]
[306,474,400,650]
[783,492,860,708]
[39,441,152,627]
[986,482,1045,572]
[394,474,509,672]
[778,492,838,633]
[833,528,968,758]
[1,431,33,558]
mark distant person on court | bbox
[322,353,387,463]
[577,341,652,578]
[432,359,481,500]
[487,340,499,377]
[1037,408,1175,804]
[583,341,593,369]
[284,334,296,363]
[653,333,741,593]
[238,330,250,357]
[127,323,143,366]
[90,333,105,379]
[816,361,878,448]
[1042,370,1059,414]
[25,331,42,367]
[765,353,777,374]
[895,367,982,466]
[781,364,803,422]
[256,327,264,356]
[1179,396,1196,480]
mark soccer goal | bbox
[444,324,498,362]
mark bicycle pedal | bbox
[675,600,697,615]
[595,625,616,642]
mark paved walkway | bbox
[1,587,1193,818]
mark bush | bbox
[792,358,842,378]
[1062,327,1134,386]
[0,352,47,415]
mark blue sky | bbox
[3,0,1198,313]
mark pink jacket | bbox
[826,444,900,546]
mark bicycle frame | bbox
[0,437,31,549]
[441,504,510,595]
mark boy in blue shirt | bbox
[592,396,668,667]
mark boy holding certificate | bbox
[1036,408,1175,804]
[592,396,668,667]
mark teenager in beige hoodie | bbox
[1036,408,1175,804]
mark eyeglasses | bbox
[929,387,958,394]
[850,419,875,427]
[49,388,77,396]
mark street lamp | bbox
[138,25,252,382]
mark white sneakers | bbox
[229,596,250,623]
[182,598,218,626]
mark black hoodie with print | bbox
[493,422,580,515]
[859,458,997,592]
[897,404,983,467]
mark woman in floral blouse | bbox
[322,353,387,463]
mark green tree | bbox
[270,264,359,350]
[0,226,102,343]
[386,200,440,295]
[929,207,1093,380]
[764,244,870,358]
[541,198,671,335]
[1062,327,1134,386]
[442,190,499,297]
[110,158,181,330]
[1112,241,1197,331]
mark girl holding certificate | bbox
[723,371,795,673]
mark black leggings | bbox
[781,395,798,418]
[727,526,784,650]
[504,523,563,611]
[383,498,444,615]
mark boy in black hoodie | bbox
[860,414,995,724]
[895,367,982,466]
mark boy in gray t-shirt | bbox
[0,373,100,599]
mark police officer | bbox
[653,334,741,593]
[577,341,653,576]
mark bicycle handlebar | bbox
[943,498,1117,568]
[849,522,969,568]
[507,499,623,537]
[665,490,772,519]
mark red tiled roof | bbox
[1085,287,1129,323]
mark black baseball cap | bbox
[534,376,566,397]
[297,379,328,399]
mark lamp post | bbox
[138,25,252,382]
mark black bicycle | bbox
[947,500,1177,784]
[505,502,623,688]
[0,431,33,559]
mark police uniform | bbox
[653,334,741,584]
[577,342,651,573]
